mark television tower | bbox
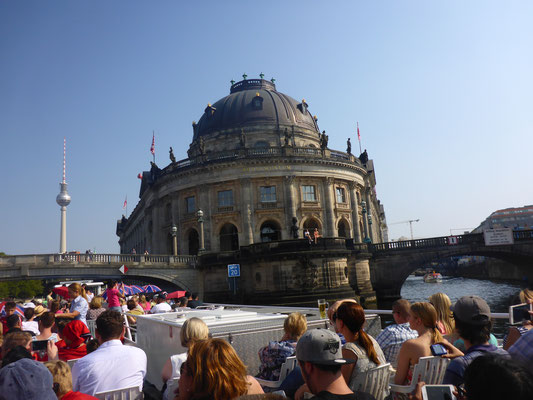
[56,138,71,253]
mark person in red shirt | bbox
[52,320,90,361]
[0,301,20,334]
[45,360,98,400]
[104,280,125,312]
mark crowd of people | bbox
[0,283,532,400]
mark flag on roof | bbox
[150,132,155,155]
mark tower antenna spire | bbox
[62,137,66,183]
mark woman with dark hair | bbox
[176,338,263,400]
[334,302,386,390]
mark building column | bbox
[171,196,180,254]
[240,178,254,245]
[198,186,210,251]
[365,187,374,242]
[349,182,362,242]
[323,177,336,236]
[284,175,297,237]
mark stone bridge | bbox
[0,253,199,293]
[369,230,533,301]
[2,230,532,304]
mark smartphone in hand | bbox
[430,343,448,356]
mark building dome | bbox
[192,78,320,145]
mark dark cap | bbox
[451,295,491,325]
[296,328,355,365]
[0,358,57,400]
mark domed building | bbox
[117,76,387,305]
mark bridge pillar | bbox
[347,254,377,307]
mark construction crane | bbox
[389,219,420,240]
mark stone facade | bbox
[116,77,387,304]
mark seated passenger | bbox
[257,312,307,381]
[334,302,386,391]
[71,310,147,396]
[22,307,40,336]
[0,358,57,400]
[376,299,418,368]
[176,338,264,400]
[442,295,508,387]
[463,353,533,400]
[394,302,452,387]
[125,299,144,325]
[508,326,533,368]
[428,293,455,337]
[86,296,106,321]
[150,293,172,313]
[1,331,32,360]
[161,317,209,400]
[45,360,98,400]
[55,320,90,361]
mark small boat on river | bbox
[423,272,443,283]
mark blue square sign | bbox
[228,264,240,277]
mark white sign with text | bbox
[483,228,514,246]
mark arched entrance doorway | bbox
[220,223,239,251]
[260,220,281,242]
[338,219,350,238]
[187,229,199,255]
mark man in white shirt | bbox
[150,293,172,314]
[72,310,147,396]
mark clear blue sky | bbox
[1,1,532,254]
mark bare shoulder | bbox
[246,375,265,394]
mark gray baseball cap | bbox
[296,328,355,365]
[0,358,56,400]
[451,295,491,325]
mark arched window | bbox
[260,221,281,242]
[338,220,349,238]
[303,218,321,231]
[220,223,239,251]
[188,229,199,255]
[167,233,173,255]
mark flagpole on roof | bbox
[357,122,362,155]
[150,131,156,163]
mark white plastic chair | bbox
[389,356,450,395]
[94,385,143,400]
[354,363,392,400]
[256,356,298,389]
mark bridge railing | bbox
[0,253,198,266]
[370,233,484,252]
[371,229,533,252]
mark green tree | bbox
[0,280,44,299]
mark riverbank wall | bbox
[444,258,532,285]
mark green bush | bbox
[0,280,44,299]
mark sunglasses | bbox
[332,312,338,322]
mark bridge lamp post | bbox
[367,212,373,243]
[361,200,371,243]
[171,225,178,256]
[197,209,205,253]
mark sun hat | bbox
[296,328,355,365]
[451,295,491,325]
[33,305,46,317]
[0,358,56,400]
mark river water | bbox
[399,275,522,337]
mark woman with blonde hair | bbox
[161,317,209,400]
[429,292,455,335]
[139,295,151,313]
[87,296,106,320]
[334,302,386,390]
[45,360,98,399]
[177,338,263,400]
[257,312,307,381]
[54,283,89,327]
[394,302,451,387]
